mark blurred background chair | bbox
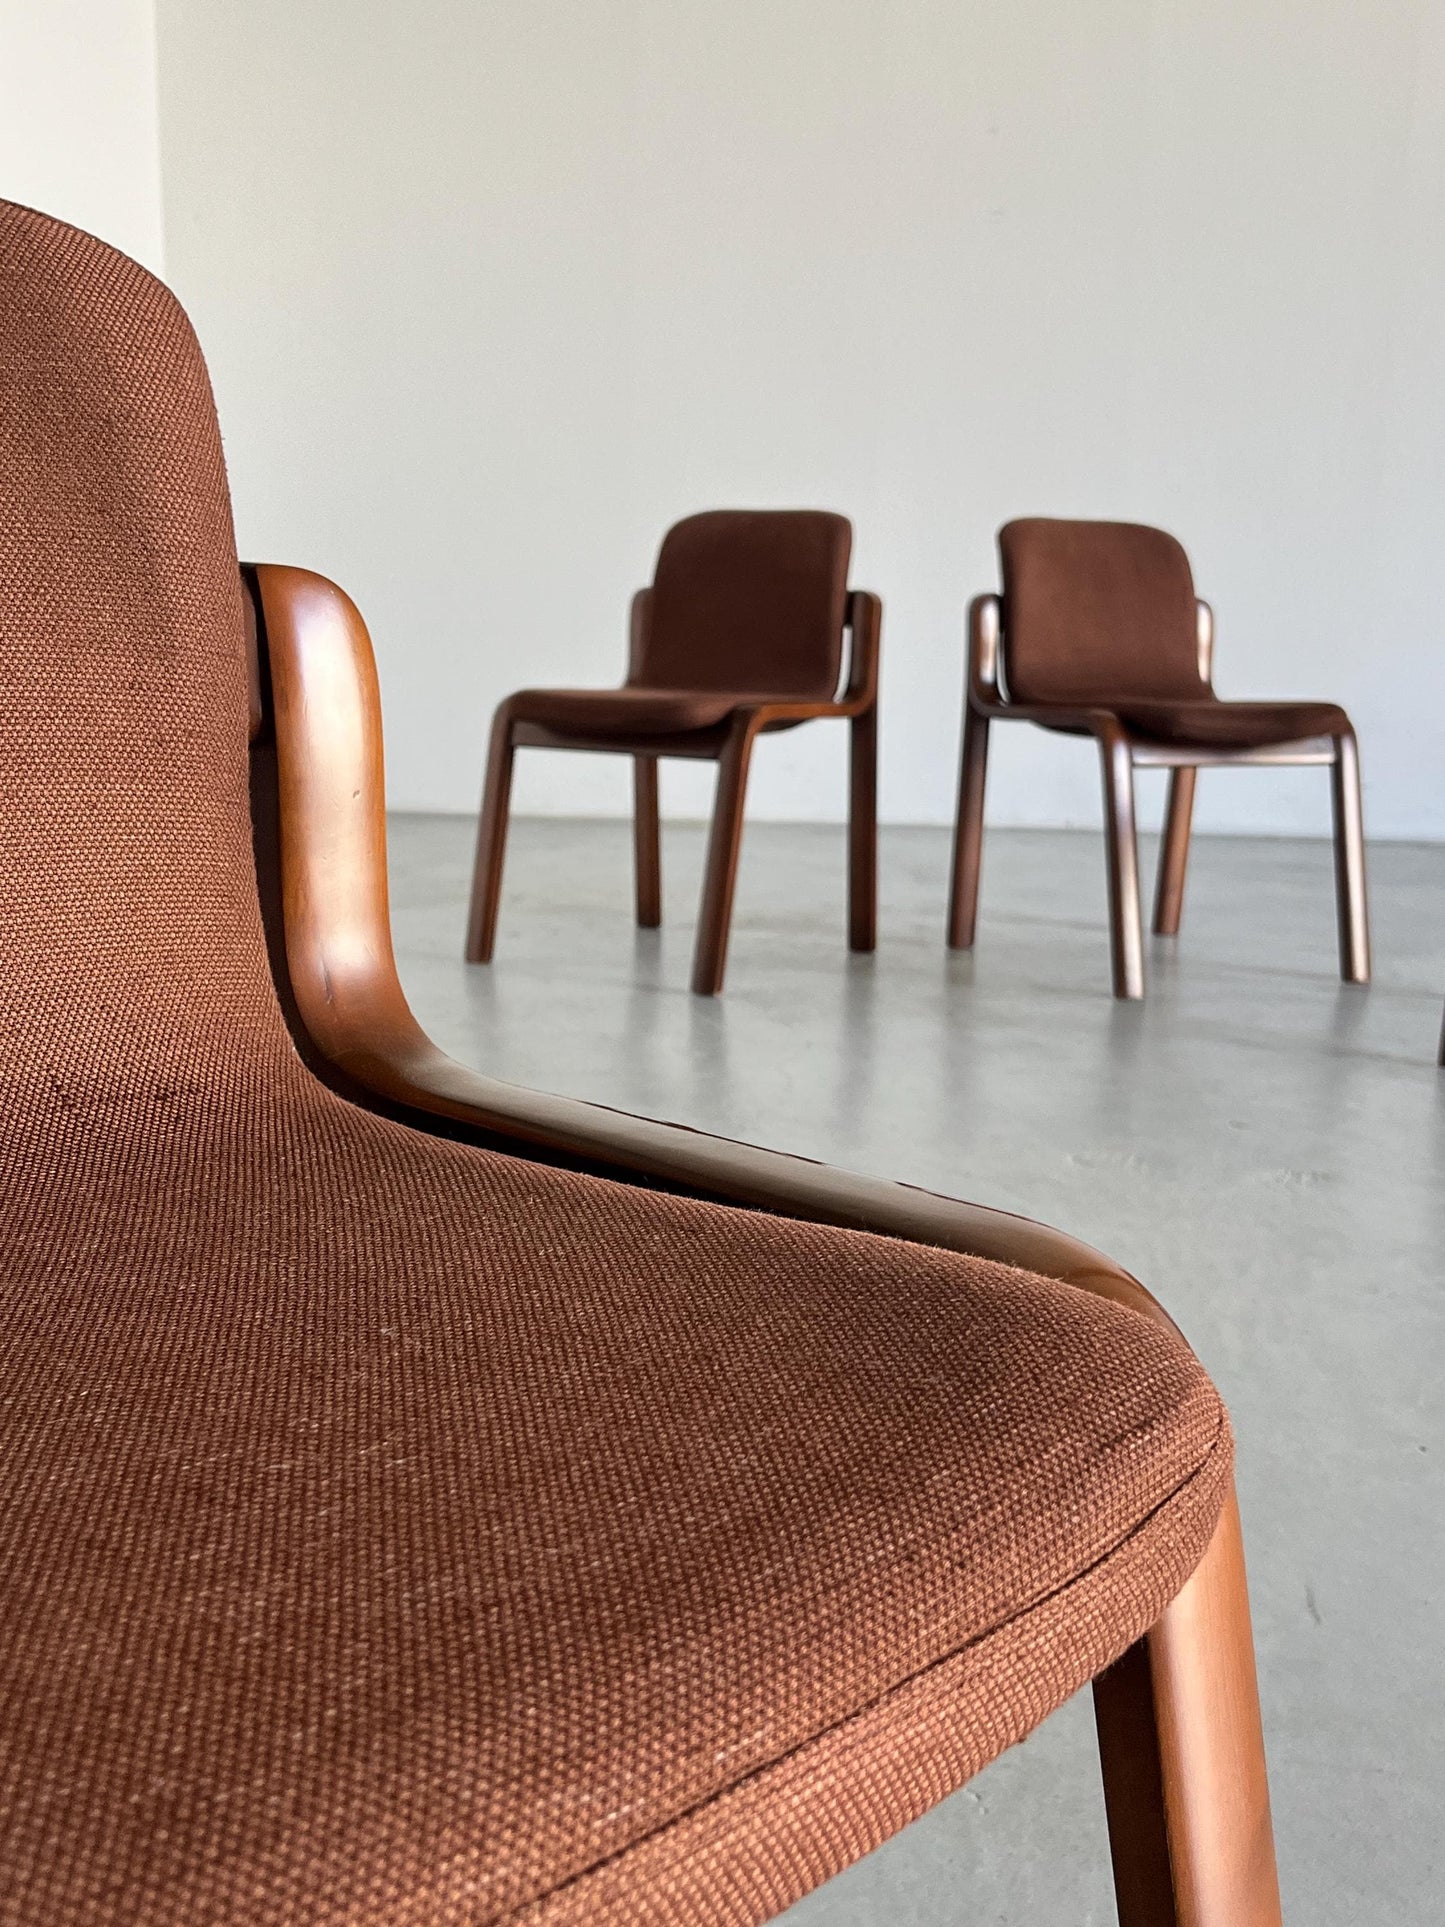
[464,509,880,993]
[2,203,1281,1927]
[947,517,1371,999]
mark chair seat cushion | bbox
[1117,698,1349,748]
[509,685,779,738]
[0,1088,1230,1926]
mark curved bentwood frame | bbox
[463,585,881,996]
[947,593,1371,1000]
[243,563,1283,1926]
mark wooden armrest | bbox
[243,560,1172,1334]
[838,589,882,709]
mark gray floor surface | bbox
[388,813,1444,1927]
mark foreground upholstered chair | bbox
[1,203,1282,1926]
[464,509,879,993]
[947,518,1371,999]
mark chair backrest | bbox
[633,510,852,699]
[998,518,1206,705]
[0,199,289,1127]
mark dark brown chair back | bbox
[998,518,1205,706]
[633,510,852,700]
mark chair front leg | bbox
[1329,731,1370,984]
[1093,1487,1282,1927]
[946,706,991,950]
[691,717,757,996]
[633,754,662,928]
[1100,734,1145,999]
[1152,767,1197,937]
[848,704,878,953]
[464,706,517,963]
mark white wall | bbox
[0,0,164,272]
[154,1,1445,837]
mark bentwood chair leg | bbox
[1093,1487,1282,1927]
[946,707,991,949]
[1152,767,1197,937]
[464,708,517,963]
[1329,731,1371,984]
[691,720,756,996]
[848,704,878,952]
[1101,735,1145,999]
[634,755,662,928]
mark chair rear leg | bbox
[1152,767,1197,937]
[946,708,991,949]
[1101,735,1145,999]
[1094,1636,1177,1921]
[1093,1487,1282,1927]
[691,720,756,996]
[464,709,517,963]
[634,755,662,928]
[1329,731,1370,984]
[848,704,878,952]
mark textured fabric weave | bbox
[506,684,767,738]
[1,202,1231,1926]
[1000,516,1205,704]
[1115,697,1349,748]
[636,509,851,700]
[498,511,852,746]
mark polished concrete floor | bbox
[388,813,1444,1927]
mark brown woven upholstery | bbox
[999,518,1351,749]
[1114,698,1349,748]
[1000,518,1204,705]
[639,509,851,698]
[505,684,764,737]
[1,202,1231,1925]
[506,511,852,739]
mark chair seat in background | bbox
[507,683,783,737]
[1115,697,1350,749]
